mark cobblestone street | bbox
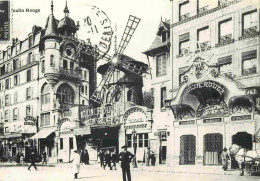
[0,163,260,181]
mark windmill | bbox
[82,15,150,105]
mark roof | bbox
[42,14,59,40]
[58,16,78,31]
[143,37,170,56]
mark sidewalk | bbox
[0,162,55,167]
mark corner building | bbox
[0,2,95,163]
[146,0,260,166]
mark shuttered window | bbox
[156,53,167,76]
[242,50,257,76]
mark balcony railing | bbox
[239,26,259,40]
[196,41,211,52]
[242,67,257,76]
[180,13,190,21]
[216,34,234,47]
[222,72,232,79]
[47,67,82,80]
[177,47,190,58]
[198,6,208,14]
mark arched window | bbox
[41,83,50,105]
[56,84,74,108]
[106,92,112,103]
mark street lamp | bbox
[132,129,137,168]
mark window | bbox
[40,113,50,127]
[81,86,84,93]
[60,138,63,149]
[70,62,74,70]
[42,60,45,73]
[198,0,209,14]
[144,133,149,147]
[41,84,50,105]
[197,26,210,49]
[7,63,11,73]
[13,59,17,70]
[85,86,88,95]
[28,52,32,64]
[14,74,18,86]
[138,134,143,147]
[14,92,18,103]
[26,87,32,100]
[156,53,167,76]
[179,33,190,55]
[50,55,54,67]
[82,100,85,105]
[161,87,166,108]
[219,19,233,43]
[69,137,73,149]
[56,84,74,108]
[127,135,132,147]
[242,10,257,36]
[242,50,257,75]
[27,69,31,82]
[179,1,190,21]
[127,89,133,102]
[84,71,87,79]
[5,127,9,133]
[162,31,168,43]
[26,105,32,116]
[63,60,68,69]
[5,110,9,122]
[13,108,18,120]
[28,36,33,48]
[5,78,10,89]
[5,94,10,106]
[218,56,232,77]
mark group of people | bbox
[98,149,117,170]
[221,147,240,171]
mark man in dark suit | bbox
[118,145,135,181]
[28,151,38,171]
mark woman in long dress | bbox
[71,150,81,179]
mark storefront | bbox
[166,56,260,166]
[123,106,153,162]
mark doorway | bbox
[232,132,252,150]
[180,135,196,165]
[204,133,223,165]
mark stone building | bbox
[0,2,95,163]
[145,0,260,166]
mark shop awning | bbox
[29,128,55,139]
[74,127,91,136]
[0,134,22,139]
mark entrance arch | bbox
[180,135,196,165]
[232,132,252,150]
[204,133,223,165]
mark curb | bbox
[0,163,56,167]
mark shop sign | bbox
[203,118,222,123]
[58,118,71,131]
[83,115,121,127]
[60,130,72,135]
[154,131,167,136]
[80,104,124,121]
[24,116,37,125]
[183,81,225,96]
[179,120,195,125]
[231,115,251,121]
[123,107,150,131]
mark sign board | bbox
[149,139,158,155]
[203,118,222,123]
[74,127,91,135]
[231,115,251,121]
[123,107,151,132]
[83,115,121,127]
[24,116,37,125]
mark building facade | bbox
[0,2,95,163]
[145,0,260,166]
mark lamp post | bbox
[132,129,137,168]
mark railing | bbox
[222,72,232,78]
[219,34,232,44]
[46,67,82,80]
[198,6,208,14]
[242,67,257,76]
[196,41,210,52]
[180,13,190,21]
[177,47,190,58]
[239,26,260,40]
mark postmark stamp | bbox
[0,0,12,44]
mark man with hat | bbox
[118,145,135,181]
[221,147,229,171]
[28,150,38,171]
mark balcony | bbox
[198,6,208,14]
[239,26,259,40]
[196,41,211,53]
[242,67,257,76]
[216,34,234,47]
[180,13,190,21]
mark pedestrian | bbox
[145,147,150,166]
[70,150,81,179]
[28,151,38,171]
[20,153,24,163]
[103,150,112,170]
[85,149,89,165]
[221,147,229,171]
[16,152,21,163]
[111,151,117,170]
[118,145,135,181]
[98,150,104,168]
[42,150,47,164]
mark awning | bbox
[74,127,91,136]
[0,134,22,139]
[29,128,55,139]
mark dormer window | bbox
[162,31,167,43]
[28,35,33,48]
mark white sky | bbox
[0,0,171,91]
